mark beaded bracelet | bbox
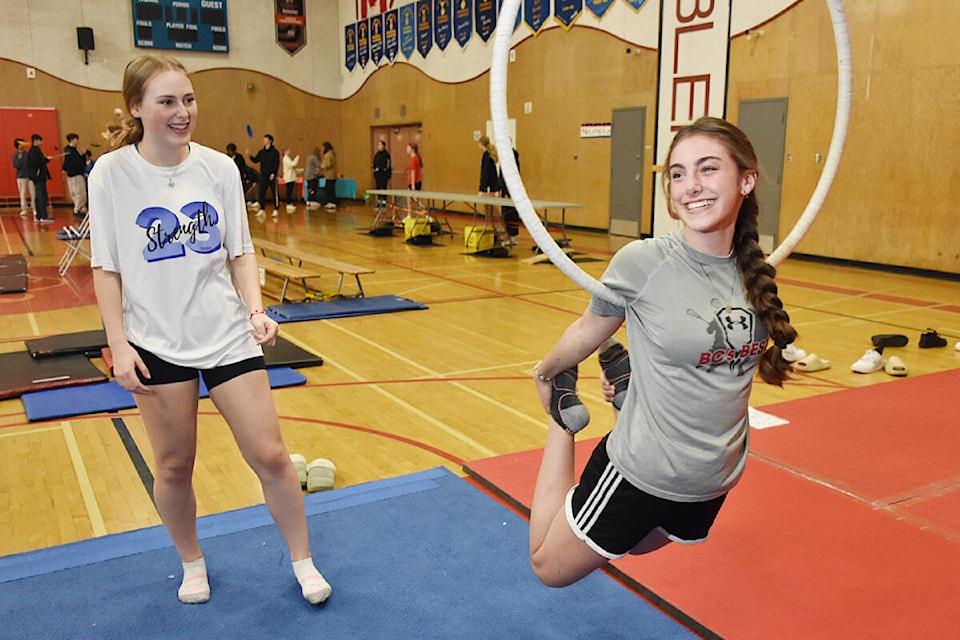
[249,309,267,321]
[533,362,553,382]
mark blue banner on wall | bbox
[370,14,384,64]
[585,0,614,19]
[400,3,416,59]
[344,23,357,71]
[416,0,433,58]
[434,0,453,50]
[622,0,647,10]
[357,18,370,68]
[384,9,399,62]
[454,0,473,48]
[554,0,581,28]
[524,0,550,34]
[475,0,496,42]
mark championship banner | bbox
[400,3,416,59]
[416,0,434,58]
[554,0,582,29]
[454,0,473,48]
[276,0,306,56]
[357,18,370,68]
[652,0,732,237]
[434,0,453,50]
[384,9,400,62]
[370,14,384,64]
[475,0,496,42]
[345,23,357,70]
[524,0,550,34]
[585,0,614,19]
[623,0,648,10]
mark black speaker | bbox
[77,27,95,51]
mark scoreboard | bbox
[133,0,229,53]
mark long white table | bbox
[366,189,581,246]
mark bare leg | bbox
[208,370,310,561]
[135,380,203,561]
[528,419,608,587]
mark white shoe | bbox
[781,343,807,363]
[20,210,28,217]
[324,202,337,210]
[272,210,279,218]
[285,204,296,213]
[250,202,261,211]
[851,348,883,374]
[306,201,320,209]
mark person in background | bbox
[84,149,96,178]
[304,146,321,209]
[527,117,796,589]
[281,147,300,212]
[477,135,500,224]
[12,138,34,217]
[372,140,391,208]
[320,141,337,210]
[26,133,53,223]
[63,133,88,217]
[88,54,332,607]
[248,134,280,212]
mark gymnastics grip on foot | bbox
[598,338,630,412]
[549,366,590,435]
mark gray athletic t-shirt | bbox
[589,232,768,502]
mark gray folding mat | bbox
[0,351,107,400]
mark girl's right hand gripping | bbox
[112,343,154,395]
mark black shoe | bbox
[550,366,590,435]
[598,338,631,411]
[871,334,908,348]
[919,329,947,348]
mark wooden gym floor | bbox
[1,200,958,638]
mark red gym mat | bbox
[465,369,960,639]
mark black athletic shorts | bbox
[565,434,727,559]
[131,343,265,391]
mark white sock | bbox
[178,557,210,604]
[292,557,332,604]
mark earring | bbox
[741,188,750,195]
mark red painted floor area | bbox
[465,370,960,639]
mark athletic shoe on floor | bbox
[598,338,630,411]
[550,366,590,435]
[780,343,807,363]
[851,348,884,374]
[919,329,947,348]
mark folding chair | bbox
[58,214,91,276]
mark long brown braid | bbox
[664,117,797,386]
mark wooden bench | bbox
[255,239,374,299]
[255,254,324,302]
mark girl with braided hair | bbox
[529,116,796,587]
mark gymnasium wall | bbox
[1,0,957,275]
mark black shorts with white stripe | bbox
[564,434,727,559]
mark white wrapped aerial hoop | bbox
[490,0,853,296]
[766,0,852,267]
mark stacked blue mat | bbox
[267,294,427,322]
[20,367,306,421]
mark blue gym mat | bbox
[20,367,307,422]
[267,294,427,322]
[0,468,698,640]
